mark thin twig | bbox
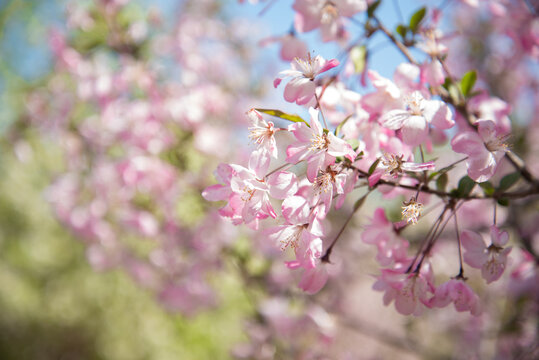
[265,163,292,178]
[406,205,449,273]
[314,92,329,129]
[321,191,371,263]
[454,209,465,279]
[372,15,419,65]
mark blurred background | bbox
[0,1,256,359]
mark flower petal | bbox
[423,100,454,130]
[461,230,488,268]
[284,77,315,105]
[402,115,428,146]
[267,171,298,199]
[379,109,411,130]
[451,131,485,157]
[298,266,328,294]
[202,184,230,202]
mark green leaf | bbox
[428,162,455,181]
[367,0,381,18]
[368,158,381,175]
[441,77,452,91]
[409,7,426,33]
[436,173,448,192]
[497,172,520,192]
[497,198,509,207]
[479,181,495,196]
[396,24,408,39]
[255,109,308,126]
[456,176,476,198]
[428,171,439,181]
[460,70,477,97]
[350,45,367,74]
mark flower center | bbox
[485,134,509,152]
[294,53,318,79]
[381,152,405,176]
[240,186,256,202]
[405,92,425,116]
[280,224,307,251]
[402,198,423,224]
[314,167,336,194]
[248,122,275,145]
[310,133,329,151]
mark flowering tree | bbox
[9,0,539,358]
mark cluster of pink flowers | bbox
[205,48,519,317]
[205,1,538,328]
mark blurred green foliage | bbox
[0,1,253,356]
[0,138,251,359]
[0,136,250,360]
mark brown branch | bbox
[372,15,419,66]
[351,165,539,201]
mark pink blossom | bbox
[361,208,409,266]
[203,150,298,228]
[267,222,323,269]
[158,281,215,314]
[467,94,512,135]
[266,195,325,269]
[461,226,512,283]
[274,54,339,105]
[451,119,509,182]
[420,59,445,86]
[368,152,436,187]
[333,166,358,209]
[310,164,348,216]
[247,108,280,158]
[360,66,415,117]
[379,90,454,147]
[286,107,355,182]
[373,263,435,316]
[432,279,482,316]
[287,259,329,294]
[361,70,401,116]
[298,264,329,294]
